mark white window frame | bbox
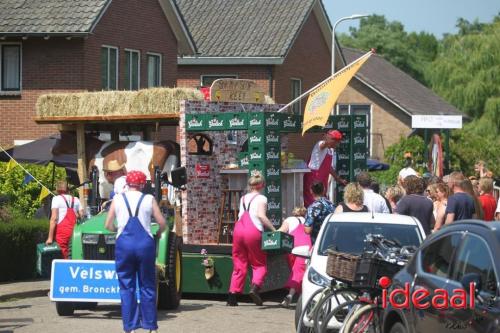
[147,52,162,88]
[101,45,119,90]
[336,103,373,157]
[124,49,141,90]
[0,43,22,94]
[200,74,238,87]
[291,78,302,114]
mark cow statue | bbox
[52,131,180,201]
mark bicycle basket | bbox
[326,250,360,283]
[352,257,402,289]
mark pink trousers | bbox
[285,223,311,293]
[229,211,267,293]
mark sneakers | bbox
[226,292,238,306]
[249,285,263,306]
[280,294,292,308]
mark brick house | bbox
[0,0,195,147]
[175,0,463,161]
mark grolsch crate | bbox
[261,231,294,253]
[264,181,281,196]
[225,112,248,130]
[185,114,207,131]
[206,113,227,131]
[352,115,368,130]
[281,114,302,132]
[332,115,352,132]
[238,152,250,168]
[266,194,282,212]
[36,243,63,278]
[248,112,281,130]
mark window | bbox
[336,104,372,154]
[200,74,237,87]
[101,46,118,90]
[452,234,498,296]
[147,53,161,87]
[421,233,462,278]
[125,49,140,90]
[291,78,302,114]
[1,44,21,92]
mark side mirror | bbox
[461,272,482,295]
[170,166,187,188]
[292,245,311,259]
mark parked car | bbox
[382,220,500,333]
[295,213,426,331]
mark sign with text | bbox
[50,260,120,302]
[210,79,264,103]
[412,115,462,129]
[195,163,210,178]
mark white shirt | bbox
[113,191,154,238]
[496,198,500,214]
[284,216,305,234]
[308,141,335,171]
[51,195,81,224]
[114,175,128,195]
[363,189,390,213]
[238,193,267,231]
[399,167,417,180]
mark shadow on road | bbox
[0,317,34,332]
[0,305,31,310]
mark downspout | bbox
[267,66,273,98]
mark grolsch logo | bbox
[208,118,224,128]
[324,121,334,129]
[250,118,262,126]
[266,151,280,160]
[268,201,280,210]
[338,169,349,177]
[267,184,280,193]
[354,135,366,145]
[338,153,349,160]
[250,152,262,160]
[283,119,296,128]
[240,156,249,166]
[266,167,280,177]
[266,134,279,143]
[229,117,245,127]
[263,239,278,247]
[338,120,350,129]
[249,135,262,144]
[354,168,363,175]
[354,152,366,160]
[266,117,280,127]
[353,119,366,128]
[187,118,203,128]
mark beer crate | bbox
[36,243,62,278]
[247,162,281,180]
[331,115,352,132]
[206,113,227,131]
[281,114,302,132]
[352,115,368,130]
[266,194,282,211]
[185,114,207,131]
[262,231,294,253]
[247,129,281,146]
[238,152,250,168]
[248,112,281,130]
[264,181,282,196]
[225,112,248,130]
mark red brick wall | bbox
[0,0,179,147]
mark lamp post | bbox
[331,14,369,75]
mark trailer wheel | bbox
[158,233,182,309]
[56,301,74,316]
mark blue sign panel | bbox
[50,260,121,303]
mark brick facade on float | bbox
[0,0,178,148]
[179,100,282,244]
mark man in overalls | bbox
[105,171,166,333]
[303,130,347,207]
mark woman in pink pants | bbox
[227,172,276,306]
[278,207,312,307]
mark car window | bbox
[317,222,422,256]
[421,233,462,278]
[452,234,498,296]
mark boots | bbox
[226,292,238,306]
[249,284,263,306]
[280,294,292,308]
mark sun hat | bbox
[326,130,343,140]
[103,160,125,172]
[126,170,147,187]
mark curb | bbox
[0,289,50,302]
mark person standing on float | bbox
[303,130,347,207]
[227,172,276,306]
[105,171,166,333]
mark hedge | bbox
[0,217,48,282]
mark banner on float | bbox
[50,259,121,303]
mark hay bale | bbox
[36,88,204,119]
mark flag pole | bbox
[0,145,55,196]
[277,50,373,113]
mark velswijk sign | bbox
[50,260,121,303]
[411,115,462,129]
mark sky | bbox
[324,0,499,38]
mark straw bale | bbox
[36,88,204,119]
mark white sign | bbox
[411,115,462,129]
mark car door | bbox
[447,233,500,333]
[411,232,463,333]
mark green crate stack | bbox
[185,114,208,131]
[351,115,368,178]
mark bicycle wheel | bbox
[319,300,364,333]
[342,303,382,333]
[297,287,328,333]
[312,288,361,332]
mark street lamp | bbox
[331,14,369,75]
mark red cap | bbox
[327,130,343,140]
[126,170,147,187]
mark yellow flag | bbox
[5,158,17,172]
[39,187,50,202]
[302,51,372,135]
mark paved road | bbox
[0,292,297,333]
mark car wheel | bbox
[55,301,74,316]
[390,322,407,333]
[294,294,303,328]
[158,233,183,310]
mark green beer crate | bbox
[206,113,227,131]
[248,112,281,130]
[247,129,280,148]
[225,112,248,130]
[352,115,368,130]
[264,147,281,163]
[331,115,352,132]
[248,146,265,161]
[262,231,294,253]
[267,194,282,211]
[265,181,281,196]
[36,243,63,278]
[238,152,250,168]
[185,114,207,131]
[281,114,302,132]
